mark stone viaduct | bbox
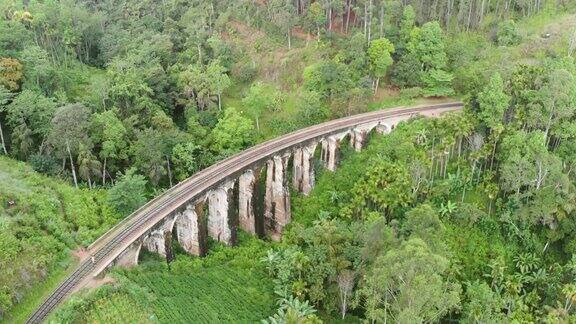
[27,102,463,323]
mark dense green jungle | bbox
[1,0,576,323]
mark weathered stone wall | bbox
[293,141,318,195]
[141,215,177,257]
[238,169,259,235]
[114,240,142,268]
[207,180,236,245]
[175,202,205,256]
[264,154,291,240]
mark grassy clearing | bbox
[83,291,155,323]
[123,263,275,323]
[0,156,120,320]
[51,234,276,323]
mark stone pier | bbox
[293,141,318,195]
[142,215,177,257]
[320,139,328,167]
[208,180,236,245]
[321,132,349,171]
[238,169,260,235]
[175,202,205,256]
[114,240,143,268]
[142,229,167,256]
[375,123,392,134]
[264,154,291,240]
[350,129,367,152]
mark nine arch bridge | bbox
[27,102,463,323]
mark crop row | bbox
[125,265,275,323]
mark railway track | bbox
[26,102,463,323]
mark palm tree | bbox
[78,148,102,189]
[415,129,428,146]
[439,200,457,217]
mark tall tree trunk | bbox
[341,291,347,319]
[467,0,473,30]
[490,140,497,171]
[480,0,486,24]
[449,0,455,25]
[218,93,222,111]
[476,160,483,184]
[102,156,107,186]
[329,5,333,30]
[367,0,373,42]
[430,138,436,182]
[166,156,173,187]
[0,122,7,155]
[345,0,351,33]
[379,4,384,37]
[287,31,291,49]
[67,140,78,188]
[569,27,576,56]
[364,3,367,37]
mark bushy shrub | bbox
[400,87,423,99]
[28,153,59,175]
[391,52,421,88]
[107,168,147,216]
[234,60,258,83]
[496,20,522,46]
[303,61,354,99]
[422,69,455,97]
[297,90,330,127]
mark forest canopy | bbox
[1,0,576,322]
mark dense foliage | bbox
[1,0,571,194]
[277,98,576,321]
[0,157,120,319]
[1,0,576,322]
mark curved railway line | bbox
[27,102,463,323]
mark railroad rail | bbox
[27,102,463,323]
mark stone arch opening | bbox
[253,167,266,238]
[228,180,240,246]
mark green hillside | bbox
[0,156,120,321]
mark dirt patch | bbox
[72,247,90,261]
[77,275,116,293]
[228,20,266,44]
[519,13,576,56]
[538,14,576,38]
[373,86,401,101]
[292,26,315,41]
